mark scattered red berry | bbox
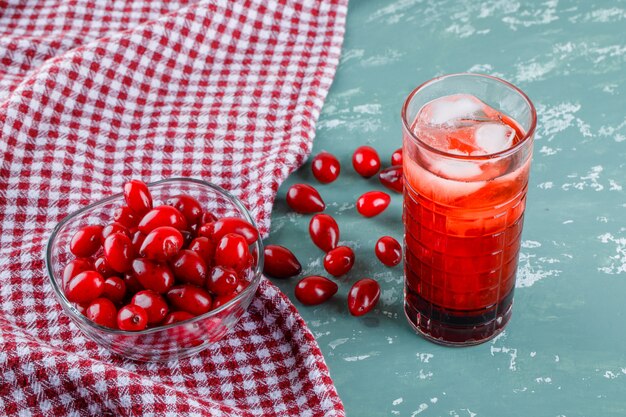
[69,225,103,258]
[323,246,355,277]
[352,146,380,178]
[86,298,118,328]
[123,180,152,216]
[379,166,403,193]
[348,278,380,316]
[309,214,339,252]
[391,148,403,166]
[117,304,148,331]
[286,184,325,214]
[375,236,402,267]
[311,151,341,183]
[263,245,302,279]
[356,191,391,217]
[295,276,338,306]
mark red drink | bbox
[401,75,536,346]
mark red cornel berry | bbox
[309,214,339,252]
[311,151,341,184]
[295,276,338,306]
[86,298,118,328]
[113,206,139,229]
[213,292,239,309]
[62,258,93,291]
[65,271,105,304]
[323,246,355,277]
[117,304,148,331]
[356,191,391,217]
[286,184,325,214]
[162,311,194,325]
[211,217,259,245]
[214,233,250,271]
[103,232,134,273]
[391,148,403,166]
[166,285,213,316]
[94,256,115,278]
[188,237,216,265]
[103,277,126,304]
[131,290,169,325]
[352,146,380,178]
[123,180,153,215]
[375,236,402,267]
[130,258,175,294]
[263,245,302,279]
[379,166,403,193]
[348,278,381,317]
[69,225,103,258]
[131,230,146,253]
[102,222,129,239]
[207,266,239,296]
[171,250,208,287]
[139,226,184,261]
[166,194,203,226]
[138,205,188,233]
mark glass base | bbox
[404,296,513,347]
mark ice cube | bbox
[429,158,483,180]
[474,123,515,155]
[426,94,485,126]
[413,94,520,156]
[404,157,487,202]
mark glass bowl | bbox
[45,177,264,362]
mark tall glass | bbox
[401,73,536,346]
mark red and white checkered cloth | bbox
[0,0,348,415]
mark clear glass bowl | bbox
[45,178,264,362]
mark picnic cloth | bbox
[0,0,348,415]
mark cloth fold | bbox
[0,0,348,415]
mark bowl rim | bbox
[45,177,265,336]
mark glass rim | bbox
[45,176,264,337]
[401,72,537,161]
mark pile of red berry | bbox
[263,146,404,316]
[62,180,258,331]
